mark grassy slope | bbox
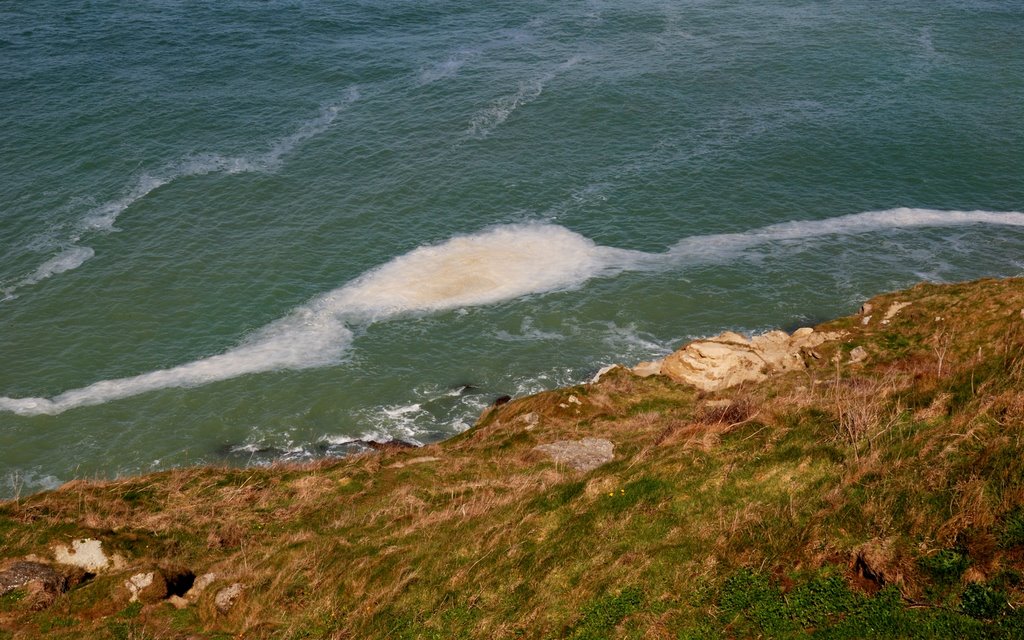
[3,278,1024,639]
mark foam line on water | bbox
[0,223,630,416]
[664,208,1024,264]
[2,246,96,299]
[467,57,581,137]
[3,89,359,300]
[2,209,1023,415]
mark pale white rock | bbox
[631,360,663,378]
[849,346,869,364]
[186,572,216,602]
[567,395,582,405]
[168,595,190,610]
[861,315,872,326]
[660,328,844,392]
[125,572,154,603]
[53,538,123,573]
[883,301,911,323]
[591,364,621,383]
[215,582,243,613]
[534,438,614,472]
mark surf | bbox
[2,208,1022,416]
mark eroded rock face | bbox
[533,438,614,472]
[658,327,843,392]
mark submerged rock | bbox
[534,438,614,472]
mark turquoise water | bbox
[1,1,1022,497]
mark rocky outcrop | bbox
[534,438,614,472]
[641,327,843,392]
[0,560,90,610]
[52,538,124,573]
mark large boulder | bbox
[659,327,842,392]
[0,560,88,610]
[533,438,614,472]
[52,538,124,573]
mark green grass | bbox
[2,278,1024,639]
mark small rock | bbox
[861,315,872,326]
[167,594,190,609]
[882,301,911,323]
[567,395,581,405]
[860,302,873,315]
[853,539,902,587]
[792,327,815,338]
[849,346,869,364]
[631,360,663,378]
[186,572,216,601]
[124,570,168,604]
[517,412,540,431]
[533,438,614,472]
[215,583,243,614]
[590,364,620,383]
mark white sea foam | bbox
[2,245,96,298]
[3,469,63,498]
[665,208,1024,265]
[417,55,471,85]
[467,57,581,137]
[3,209,1024,415]
[5,90,359,299]
[318,222,644,320]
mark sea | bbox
[1,1,1022,498]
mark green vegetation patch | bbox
[598,476,672,513]
[715,569,1021,639]
[566,587,644,639]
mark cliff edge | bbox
[3,278,1024,639]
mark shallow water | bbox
[1,1,1022,496]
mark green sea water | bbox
[1,1,1022,496]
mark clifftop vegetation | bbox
[3,278,1024,639]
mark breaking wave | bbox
[2,207,1022,415]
